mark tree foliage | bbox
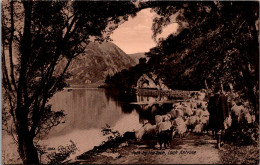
[106,1,259,116]
[149,2,258,84]
[149,1,259,113]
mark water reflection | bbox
[48,88,127,137]
[39,88,145,162]
[104,88,137,114]
[48,88,177,138]
[136,94,168,103]
[104,88,175,125]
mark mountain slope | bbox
[128,52,146,63]
[65,42,136,86]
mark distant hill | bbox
[61,41,136,87]
[128,52,146,63]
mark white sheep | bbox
[168,109,178,119]
[194,109,204,117]
[135,123,157,141]
[197,92,206,101]
[188,116,199,126]
[224,115,232,129]
[181,102,190,108]
[241,106,250,115]
[155,114,171,124]
[190,101,197,110]
[197,101,208,111]
[183,106,193,116]
[243,101,250,109]
[155,115,163,125]
[174,108,184,118]
[200,110,210,118]
[252,115,256,123]
[199,110,210,132]
[200,116,209,125]
[233,103,255,125]
[194,123,204,134]
[157,121,172,134]
[244,112,253,124]
[231,104,244,123]
[173,102,181,108]
[186,116,198,132]
[135,127,145,141]
[144,123,157,134]
[162,114,171,122]
[172,117,187,137]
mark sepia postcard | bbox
[1,1,259,164]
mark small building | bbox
[84,79,92,84]
[137,74,159,89]
[136,72,169,90]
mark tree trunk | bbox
[239,53,258,118]
[17,130,39,164]
[16,2,40,163]
[242,2,259,124]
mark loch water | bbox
[40,88,173,160]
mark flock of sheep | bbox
[135,91,256,149]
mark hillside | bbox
[128,52,146,63]
[63,42,136,86]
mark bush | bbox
[220,142,259,164]
[46,140,78,164]
[225,122,259,145]
[100,124,123,149]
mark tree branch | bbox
[9,1,17,91]
[2,35,18,130]
[2,43,13,95]
[30,96,48,137]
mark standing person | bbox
[207,85,230,150]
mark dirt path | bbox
[76,133,221,164]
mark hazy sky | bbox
[110,8,178,54]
